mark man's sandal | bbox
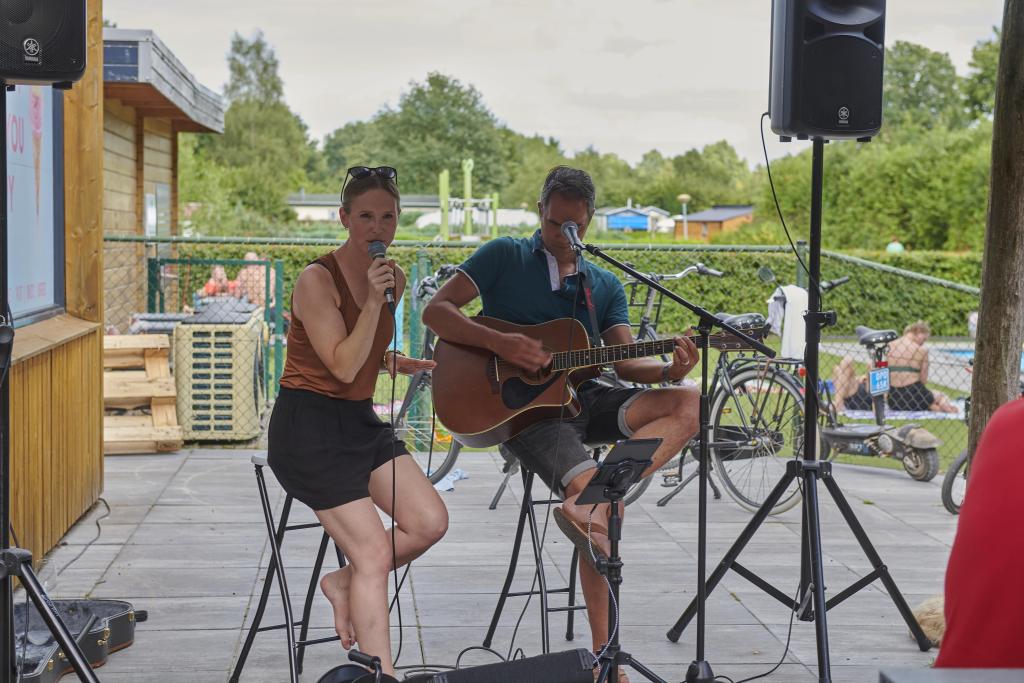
[553,507,609,571]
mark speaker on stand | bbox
[0,2,92,682]
[769,0,885,141]
[667,3,933,681]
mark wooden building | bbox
[8,0,105,562]
[102,28,224,332]
[675,204,754,241]
[7,12,224,562]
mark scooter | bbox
[761,267,942,481]
[818,325,942,481]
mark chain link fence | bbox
[104,238,285,445]
[102,235,987,467]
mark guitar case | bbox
[13,599,146,682]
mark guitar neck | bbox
[551,337,679,371]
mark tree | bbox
[968,1,1024,465]
[183,31,315,227]
[322,120,388,190]
[883,41,965,130]
[374,72,508,195]
[499,130,567,208]
[224,31,284,105]
[963,28,1001,120]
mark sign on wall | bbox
[6,85,63,323]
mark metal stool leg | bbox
[523,470,551,653]
[565,547,578,641]
[256,465,299,683]
[483,469,533,648]
[231,479,295,683]
[296,530,331,675]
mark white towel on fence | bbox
[766,285,809,360]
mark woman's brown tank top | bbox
[279,252,394,400]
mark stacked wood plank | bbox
[103,335,183,454]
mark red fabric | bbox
[935,397,1024,668]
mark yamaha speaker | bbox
[0,0,87,86]
[769,0,886,140]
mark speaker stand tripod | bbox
[0,82,101,683]
[665,138,932,682]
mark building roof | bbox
[287,192,440,210]
[103,28,225,134]
[684,204,754,222]
[596,205,671,217]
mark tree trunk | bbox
[968,0,1024,463]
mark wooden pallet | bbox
[103,335,183,455]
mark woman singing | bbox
[268,166,448,676]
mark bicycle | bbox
[390,263,463,484]
[941,367,1023,515]
[609,262,727,506]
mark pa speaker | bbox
[406,648,594,683]
[0,0,87,86]
[769,0,886,140]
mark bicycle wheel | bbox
[710,366,808,515]
[941,449,968,515]
[391,369,461,484]
[622,472,654,506]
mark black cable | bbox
[387,301,405,668]
[55,498,111,577]
[759,112,824,299]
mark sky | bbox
[105,0,1004,165]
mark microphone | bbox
[367,240,395,308]
[561,221,585,253]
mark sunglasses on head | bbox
[340,166,399,202]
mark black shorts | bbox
[889,381,935,411]
[267,388,409,511]
[846,381,935,412]
[502,380,646,496]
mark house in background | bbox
[595,199,672,233]
[676,204,754,241]
[102,28,225,332]
[287,190,440,222]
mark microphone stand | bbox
[574,241,775,683]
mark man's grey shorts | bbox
[502,380,647,496]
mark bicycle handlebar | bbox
[415,264,459,300]
[626,262,725,284]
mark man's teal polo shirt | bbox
[457,230,630,340]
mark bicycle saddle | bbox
[715,312,767,330]
[854,325,898,347]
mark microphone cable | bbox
[760,112,826,301]
[385,280,407,668]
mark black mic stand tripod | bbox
[569,233,776,683]
[664,138,932,682]
[0,82,100,683]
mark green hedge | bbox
[172,242,979,339]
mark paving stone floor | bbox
[29,449,955,682]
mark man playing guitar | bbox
[423,166,700,676]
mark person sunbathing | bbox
[832,320,958,413]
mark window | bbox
[5,86,65,328]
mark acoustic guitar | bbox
[431,316,767,448]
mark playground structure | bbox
[437,159,500,240]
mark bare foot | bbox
[320,567,355,649]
